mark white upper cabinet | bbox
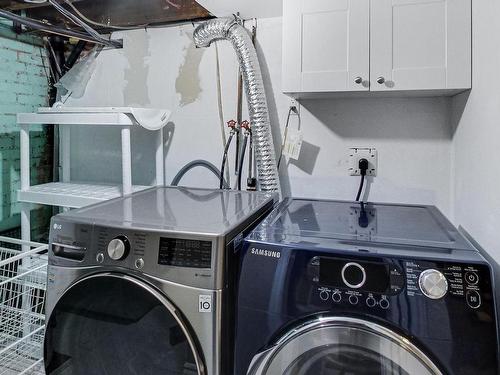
[370,0,471,92]
[283,0,370,93]
[282,0,471,96]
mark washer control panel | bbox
[48,220,219,290]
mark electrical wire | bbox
[237,134,249,190]
[277,106,294,169]
[220,131,235,189]
[356,174,365,202]
[0,9,113,46]
[47,0,121,48]
[63,0,148,30]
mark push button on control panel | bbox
[366,296,377,308]
[319,289,330,301]
[466,290,481,309]
[348,294,359,305]
[465,272,479,285]
[96,253,104,264]
[135,258,145,269]
[332,292,342,303]
[379,297,390,310]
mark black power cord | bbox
[355,158,369,202]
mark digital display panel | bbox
[319,257,390,294]
[158,237,212,268]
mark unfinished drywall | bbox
[451,0,500,263]
[65,18,453,216]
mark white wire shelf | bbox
[0,237,48,375]
[17,106,171,131]
[17,182,151,208]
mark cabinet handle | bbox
[377,77,386,84]
[354,76,363,84]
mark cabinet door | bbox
[283,0,370,93]
[370,0,471,92]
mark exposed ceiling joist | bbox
[0,0,211,31]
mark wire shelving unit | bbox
[0,237,48,375]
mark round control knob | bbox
[332,292,342,303]
[341,262,366,289]
[107,236,130,261]
[418,269,448,299]
[319,290,330,301]
[348,295,359,305]
[366,297,377,308]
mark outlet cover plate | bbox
[349,147,377,176]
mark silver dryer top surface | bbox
[57,186,276,236]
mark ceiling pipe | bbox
[0,8,122,48]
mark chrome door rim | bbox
[248,316,443,375]
[46,272,206,375]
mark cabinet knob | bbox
[354,76,363,84]
[377,77,386,84]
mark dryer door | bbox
[248,316,443,375]
[44,273,204,375]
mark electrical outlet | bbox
[349,148,377,176]
[289,98,299,113]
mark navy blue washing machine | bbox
[234,198,498,375]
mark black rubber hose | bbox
[62,40,87,73]
[220,132,234,189]
[237,135,249,191]
[171,160,229,189]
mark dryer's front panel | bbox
[44,274,204,375]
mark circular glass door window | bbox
[283,344,409,375]
[45,275,201,375]
[250,317,442,375]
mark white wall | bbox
[66,17,453,216]
[451,0,500,263]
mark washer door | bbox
[248,317,443,375]
[44,273,204,375]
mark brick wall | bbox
[0,27,52,241]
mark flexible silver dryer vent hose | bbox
[193,18,281,193]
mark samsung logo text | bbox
[250,248,281,259]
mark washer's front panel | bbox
[235,242,498,375]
